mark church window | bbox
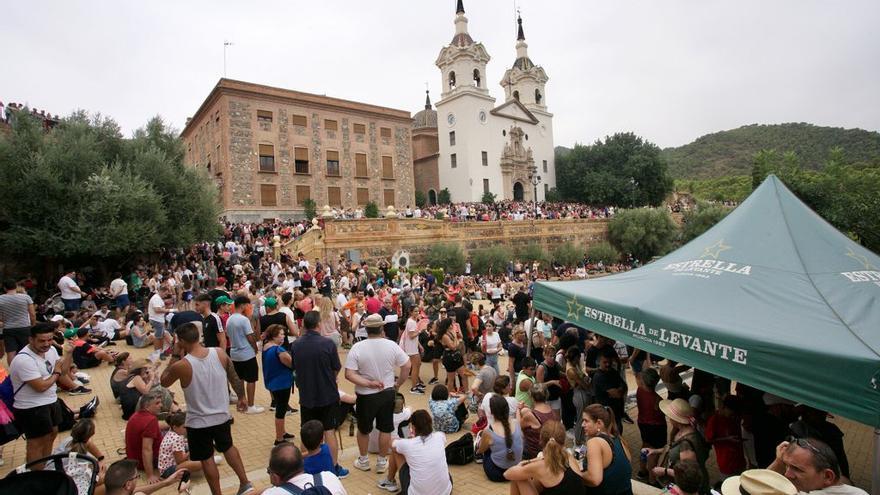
[380,127,392,139]
[326,150,340,176]
[355,153,368,177]
[449,71,457,90]
[324,119,338,131]
[451,153,457,168]
[449,131,456,146]
[257,110,273,123]
[295,185,311,206]
[258,144,275,173]
[482,151,488,166]
[294,147,309,174]
[513,90,520,101]
[543,160,548,173]
[292,114,307,127]
[535,89,543,105]
[483,179,490,193]
[382,156,394,179]
[473,69,481,88]
[353,123,366,135]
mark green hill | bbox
[662,123,880,179]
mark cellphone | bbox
[178,470,191,491]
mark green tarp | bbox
[533,175,880,427]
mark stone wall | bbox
[285,218,608,264]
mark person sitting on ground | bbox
[301,419,337,476]
[504,420,583,495]
[428,384,469,433]
[477,394,524,482]
[110,352,131,401]
[104,459,188,495]
[576,404,633,495]
[128,314,154,349]
[72,328,117,369]
[670,459,708,495]
[767,437,867,494]
[261,443,347,495]
[158,411,219,479]
[124,391,166,484]
[520,384,560,460]
[469,351,498,405]
[120,358,170,421]
[53,418,107,495]
[377,409,452,495]
[720,468,797,495]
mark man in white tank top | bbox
[161,322,254,495]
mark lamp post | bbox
[630,177,638,208]
[529,170,542,219]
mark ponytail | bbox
[584,404,619,437]
[541,420,567,475]
[489,395,515,460]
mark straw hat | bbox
[721,469,797,495]
[363,314,385,328]
[659,398,695,424]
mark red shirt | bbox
[125,410,161,470]
[636,387,665,425]
[365,296,381,315]
[705,412,746,475]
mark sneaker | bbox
[428,377,439,385]
[283,432,295,440]
[236,482,254,495]
[377,478,399,492]
[287,406,298,413]
[335,465,350,479]
[409,387,424,395]
[245,405,265,414]
[475,452,484,464]
[376,456,388,473]
[69,386,90,395]
[354,456,371,472]
[622,414,634,425]
[416,382,426,389]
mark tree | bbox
[426,243,465,273]
[303,198,317,221]
[552,242,582,267]
[414,190,426,208]
[515,243,547,265]
[0,111,219,260]
[481,191,496,204]
[556,133,673,206]
[545,187,562,202]
[607,208,678,262]
[364,201,379,218]
[472,246,512,274]
[680,204,731,243]
[438,188,451,205]
[587,241,620,266]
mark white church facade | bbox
[433,0,556,203]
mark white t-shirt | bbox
[97,319,121,339]
[480,332,502,355]
[10,345,60,409]
[344,337,409,395]
[800,485,869,495]
[148,294,166,322]
[399,318,420,355]
[393,432,452,495]
[58,275,80,299]
[263,472,347,495]
[480,392,518,424]
[110,278,128,297]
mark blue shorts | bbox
[62,298,81,311]
[151,319,166,339]
[115,294,130,308]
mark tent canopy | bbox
[533,175,880,427]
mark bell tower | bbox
[500,15,549,111]
[435,0,491,99]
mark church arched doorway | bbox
[428,189,437,206]
[513,182,524,201]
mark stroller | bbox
[0,452,99,495]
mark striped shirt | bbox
[0,293,33,328]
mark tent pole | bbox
[526,307,536,356]
[873,429,880,495]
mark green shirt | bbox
[515,371,535,408]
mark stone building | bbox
[411,91,440,205]
[181,79,415,221]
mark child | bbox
[301,419,336,475]
[428,384,469,433]
[158,411,220,478]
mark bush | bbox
[303,198,317,221]
[545,187,563,202]
[587,241,620,266]
[552,242,582,267]
[472,246,512,274]
[481,191,497,204]
[414,190,426,208]
[680,204,730,243]
[438,188,451,205]
[607,208,678,261]
[425,243,465,274]
[515,243,548,265]
[364,201,379,218]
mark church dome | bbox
[412,107,437,129]
[450,32,474,47]
[512,56,535,70]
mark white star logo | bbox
[702,239,731,260]
[846,246,876,270]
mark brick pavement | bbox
[0,344,872,493]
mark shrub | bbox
[472,246,512,274]
[481,191,497,204]
[552,242,582,267]
[303,198,317,221]
[515,243,548,265]
[414,190,426,208]
[425,243,465,274]
[607,208,677,261]
[587,241,620,266]
[438,188,451,205]
[364,201,379,218]
[545,187,563,202]
[680,203,730,243]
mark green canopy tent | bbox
[532,175,880,489]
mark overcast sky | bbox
[4,0,879,148]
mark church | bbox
[412,0,556,204]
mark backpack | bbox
[445,432,474,465]
[278,472,332,495]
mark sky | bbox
[4,0,879,148]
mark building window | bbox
[449,131,456,146]
[292,114,307,127]
[324,119,338,131]
[380,127,392,139]
[543,160,548,173]
[259,144,275,172]
[295,185,311,206]
[257,110,273,123]
[482,151,488,166]
[535,89,543,105]
[451,153,457,168]
[513,90,520,101]
[544,184,549,196]
[384,189,395,207]
[326,150,340,176]
[382,156,394,179]
[215,111,220,124]
[328,186,342,206]
[355,153,368,177]
[473,69,481,88]
[294,147,309,174]
[483,179,489,193]
[449,71,456,90]
[356,187,370,205]
[260,184,277,206]
[353,123,366,135]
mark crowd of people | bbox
[0,101,61,130]
[322,201,616,222]
[0,223,868,495]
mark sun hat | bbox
[659,398,695,424]
[363,314,385,328]
[721,469,797,495]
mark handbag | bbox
[0,381,26,445]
